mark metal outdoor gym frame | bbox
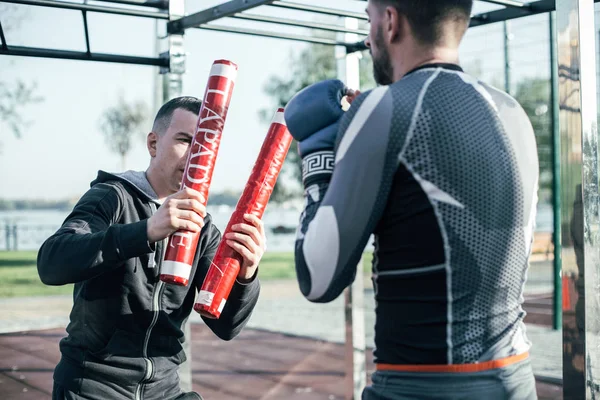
[2,0,600,398]
[0,0,582,65]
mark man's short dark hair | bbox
[373,0,473,45]
[152,96,201,134]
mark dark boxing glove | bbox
[284,79,348,157]
[285,79,356,187]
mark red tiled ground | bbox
[0,326,562,400]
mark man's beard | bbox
[371,26,394,86]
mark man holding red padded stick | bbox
[285,0,539,399]
[38,96,265,400]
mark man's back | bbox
[292,63,538,368]
[291,1,538,397]
[372,63,539,365]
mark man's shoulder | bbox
[77,180,122,202]
[84,180,131,204]
[77,180,145,221]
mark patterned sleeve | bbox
[294,86,397,303]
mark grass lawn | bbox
[0,250,374,298]
[0,251,73,297]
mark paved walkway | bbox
[0,260,563,382]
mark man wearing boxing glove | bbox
[285,1,539,399]
[38,96,265,400]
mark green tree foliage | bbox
[261,44,375,201]
[263,47,554,204]
[513,78,552,197]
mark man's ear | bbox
[386,6,403,43]
[147,131,158,157]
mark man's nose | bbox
[364,35,371,48]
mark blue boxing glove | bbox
[284,79,360,186]
[284,79,348,157]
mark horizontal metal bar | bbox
[479,0,527,7]
[0,0,168,19]
[471,0,600,27]
[269,1,368,21]
[196,23,349,46]
[168,0,275,34]
[469,0,552,27]
[230,12,368,35]
[355,0,526,7]
[346,39,367,54]
[345,0,561,54]
[0,45,168,66]
[91,0,167,8]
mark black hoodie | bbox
[37,170,260,399]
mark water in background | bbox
[0,206,303,252]
[0,203,554,252]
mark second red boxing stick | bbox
[195,108,293,318]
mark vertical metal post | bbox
[549,11,562,331]
[5,223,10,251]
[153,18,162,114]
[342,261,366,400]
[503,21,511,94]
[336,17,366,400]
[12,225,17,251]
[556,0,600,398]
[160,0,190,393]
[159,0,185,103]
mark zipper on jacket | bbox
[135,238,167,400]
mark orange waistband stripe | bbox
[375,352,529,373]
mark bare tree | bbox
[0,81,43,139]
[0,4,26,32]
[0,5,44,150]
[98,96,148,171]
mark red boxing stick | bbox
[195,108,293,318]
[160,60,238,286]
